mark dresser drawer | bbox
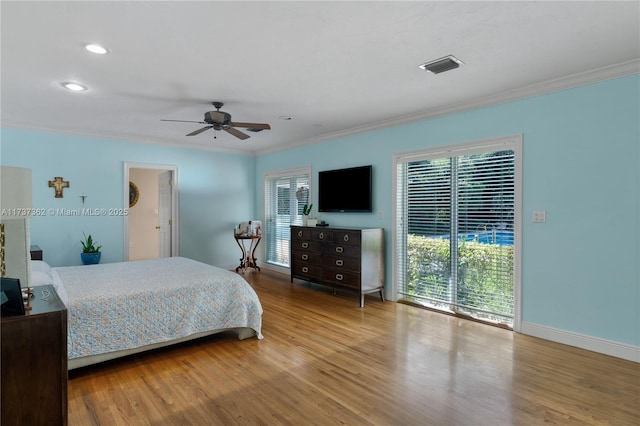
[291,250,322,265]
[333,230,361,246]
[292,227,311,241]
[291,239,322,252]
[323,269,360,288]
[322,255,360,272]
[323,243,360,258]
[292,263,323,279]
[311,229,333,242]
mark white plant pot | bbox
[306,219,318,227]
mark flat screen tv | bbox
[318,165,372,212]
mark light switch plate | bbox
[533,211,546,223]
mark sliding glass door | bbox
[395,136,521,327]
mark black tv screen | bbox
[318,165,372,212]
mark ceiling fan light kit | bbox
[419,55,464,74]
[162,102,271,141]
[204,111,230,124]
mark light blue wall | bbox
[2,75,637,349]
[0,129,255,268]
[256,74,640,347]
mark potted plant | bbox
[302,203,317,227]
[80,232,102,265]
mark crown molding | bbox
[257,59,640,156]
[0,123,254,156]
[3,60,637,158]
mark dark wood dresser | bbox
[290,225,384,307]
[1,285,68,426]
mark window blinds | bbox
[395,137,519,325]
[264,167,310,267]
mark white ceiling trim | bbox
[0,122,249,156]
[256,59,640,156]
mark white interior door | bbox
[158,171,172,258]
[124,162,179,261]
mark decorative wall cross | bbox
[48,177,69,198]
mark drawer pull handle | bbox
[298,230,303,237]
[302,267,309,273]
[302,242,309,249]
[335,274,343,281]
[336,246,343,253]
[319,232,324,239]
[344,234,349,242]
[336,259,343,266]
[302,254,309,260]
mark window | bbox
[264,167,311,267]
[394,135,522,328]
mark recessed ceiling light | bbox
[61,82,88,92]
[418,55,464,74]
[84,44,109,55]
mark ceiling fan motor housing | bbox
[205,111,231,125]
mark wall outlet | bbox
[533,211,546,223]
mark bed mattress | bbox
[52,257,263,362]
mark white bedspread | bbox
[54,257,263,360]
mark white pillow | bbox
[31,260,52,275]
[51,269,68,306]
[31,271,54,286]
[29,260,68,306]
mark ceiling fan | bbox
[161,102,271,140]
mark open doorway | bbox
[123,162,179,261]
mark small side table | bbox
[234,233,261,273]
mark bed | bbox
[30,257,263,370]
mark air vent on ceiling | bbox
[418,55,464,74]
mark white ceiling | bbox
[1,1,639,155]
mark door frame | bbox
[123,162,179,260]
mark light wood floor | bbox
[68,269,640,425]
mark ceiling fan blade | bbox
[161,119,207,124]
[231,122,271,130]
[224,127,250,140]
[186,126,213,136]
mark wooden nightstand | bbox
[29,245,43,261]
[1,285,68,425]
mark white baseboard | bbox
[520,322,639,363]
